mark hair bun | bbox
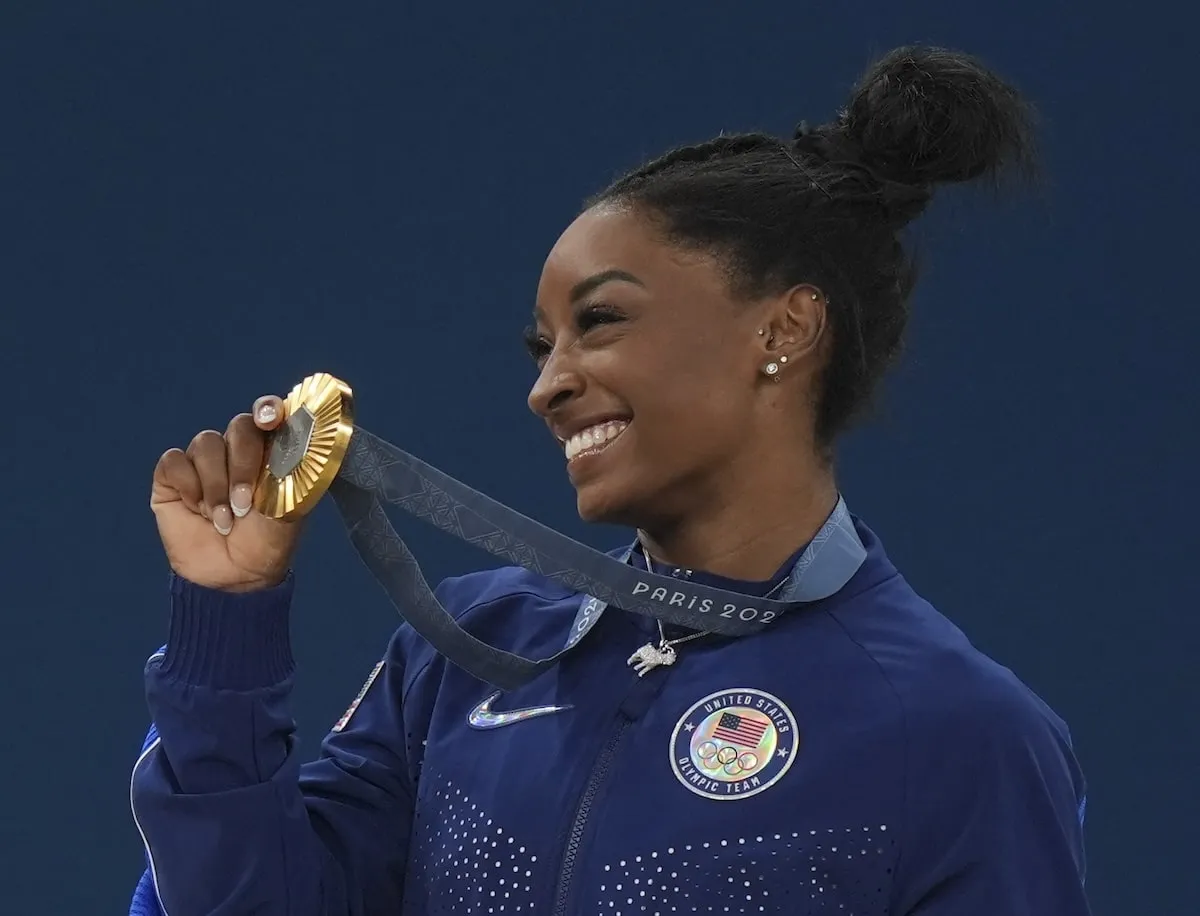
[837,46,1036,189]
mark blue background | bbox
[2,3,1195,913]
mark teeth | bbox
[564,421,628,461]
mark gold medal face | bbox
[253,372,355,520]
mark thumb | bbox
[252,395,286,431]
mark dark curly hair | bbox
[590,46,1036,446]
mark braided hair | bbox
[590,46,1036,446]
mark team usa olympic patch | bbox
[671,688,798,800]
[332,660,385,732]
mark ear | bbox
[756,284,827,367]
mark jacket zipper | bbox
[551,717,632,916]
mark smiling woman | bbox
[129,46,1091,916]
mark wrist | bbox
[165,562,291,595]
[219,570,290,593]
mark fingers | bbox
[187,430,232,534]
[152,393,283,536]
[225,413,265,518]
[154,448,203,513]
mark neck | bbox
[637,456,838,582]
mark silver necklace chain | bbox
[626,555,787,678]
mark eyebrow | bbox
[532,269,645,323]
[569,269,644,303]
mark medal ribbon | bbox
[327,428,866,689]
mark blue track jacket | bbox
[130,517,1091,915]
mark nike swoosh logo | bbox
[467,691,572,730]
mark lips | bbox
[563,420,629,462]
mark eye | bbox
[522,325,552,365]
[576,302,625,333]
[523,304,626,366]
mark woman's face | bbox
[528,205,775,526]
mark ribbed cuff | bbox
[160,573,297,690]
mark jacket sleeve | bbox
[130,574,419,916]
[129,649,165,916]
[893,685,1092,916]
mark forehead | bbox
[536,205,719,309]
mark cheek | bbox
[632,373,750,451]
[645,344,747,411]
[599,328,752,440]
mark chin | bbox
[574,486,627,525]
[572,476,642,527]
[567,434,673,528]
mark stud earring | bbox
[764,361,780,377]
[811,292,819,300]
[780,356,788,364]
[757,328,766,336]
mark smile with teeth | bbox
[563,421,629,462]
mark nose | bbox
[527,355,585,419]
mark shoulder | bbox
[433,564,579,622]
[828,574,1080,794]
[384,563,592,688]
[832,580,1090,904]
[828,575,1086,863]
[429,543,630,629]
[812,518,1066,740]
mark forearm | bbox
[130,575,349,916]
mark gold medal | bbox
[253,372,355,520]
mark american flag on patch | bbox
[711,712,769,748]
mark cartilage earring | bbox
[757,328,766,336]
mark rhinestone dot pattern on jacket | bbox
[408,781,896,916]
[595,825,897,912]
[594,826,896,914]
[408,781,543,914]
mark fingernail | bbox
[212,504,233,536]
[256,402,278,424]
[230,484,253,518]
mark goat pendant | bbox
[627,641,678,677]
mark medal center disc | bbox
[267,405,315,478]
